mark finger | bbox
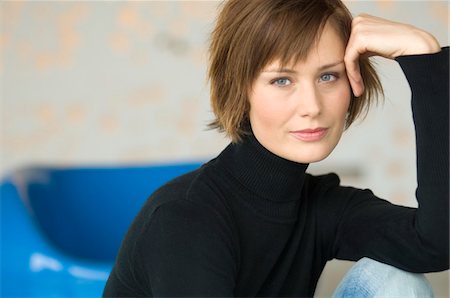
[345,14,374,97]
[344,46,365,97]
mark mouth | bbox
[290,128,328,142]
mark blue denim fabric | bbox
[332,258,434,298]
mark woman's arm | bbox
[395,47,449,264]
[328,15,449,272]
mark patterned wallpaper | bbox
[1,1,448,208]
[1,1,224,171]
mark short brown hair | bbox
[208,0,383,142]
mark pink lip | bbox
[290,128,328,142]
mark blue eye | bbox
[272,78,292,86]
[320,73,337,82]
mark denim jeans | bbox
[332,258,434,298]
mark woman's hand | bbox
[344,14,441,97]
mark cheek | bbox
[330,84,351,118]
[249,91,292,128]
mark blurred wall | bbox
[1,0,448,297]
[1,1,225,175]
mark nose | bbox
[296,83,322,118]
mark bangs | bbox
[250,1,336,73]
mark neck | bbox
[218,132,309,204]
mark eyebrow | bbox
[262,60,344,73]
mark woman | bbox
[104,0,449,297]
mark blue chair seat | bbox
[1,162,202,297]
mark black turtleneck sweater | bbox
[104,48,449,297]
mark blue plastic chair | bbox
[1,162,202,297]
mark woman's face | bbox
[248,22,351,163]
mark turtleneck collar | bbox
[216,131,309,220]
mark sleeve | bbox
[137,200,236,297]
[327,47,449,272]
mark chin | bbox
[295,154,330,164]
[282,149,333,164]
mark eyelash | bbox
[270,72,340,87]
[270,77,292,87]
[319,72,339,82]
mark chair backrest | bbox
[13,162,203,261]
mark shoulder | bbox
[305,172,340,187]
[137,167,237,263]
[304,173,399,227]
[304,172,342,198]
[152,161,228,208]
[132,161,233,234]
[304,172,377,208]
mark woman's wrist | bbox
[400,26,441,57]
